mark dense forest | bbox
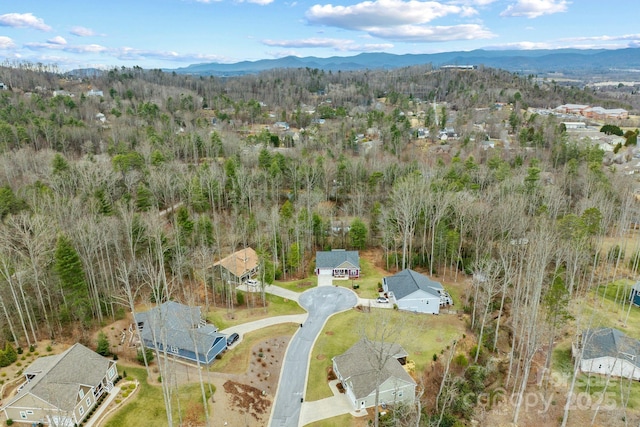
[0,61,639,426]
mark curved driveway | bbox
[269,286,357,427]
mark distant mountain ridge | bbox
[168,48,640,76]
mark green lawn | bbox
[274,276,318,292]
[330,257,386,299]
[583,279,640,340]
[104,367,214,427]
[209,323,299,374]
[305,309,465,401]
[206,293,304,330]
[304,413,355,427]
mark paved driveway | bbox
[269,286,357,427]
[317,275,333,287]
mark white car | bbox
[376,297,389,304]
[245,279,259,286]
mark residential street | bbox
[268,286,357,427]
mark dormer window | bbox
[79,389,84,399]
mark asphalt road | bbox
[269,285,357,427]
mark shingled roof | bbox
[383,269,443,300]
[135,301,224,356]
[582,328,640,368]
[315,250,360,269]
[7,343,113,412]
[213,247,259,279]
[333,338,414,400]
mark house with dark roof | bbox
[2,343,117,426]
[332,338,415,410]
[630,281,640,306]
[212,247,260,285]
[135,301,227,365]
[572,327,640,380]
[382,269,452,314]
[315,250,360,279]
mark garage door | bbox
[317,275,333,287]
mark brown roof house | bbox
[213,247,260,285]
[332,338,416,410]
[2,343,117,426]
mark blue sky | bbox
[0,0,639,70]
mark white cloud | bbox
[47,36,67,45]
[0,36,16,49]
[263,37,352,48]
[236,0,275,5]
[306,0,471,29]
[70,26,97,37]
[262,37,394,52]
[194,0,223,3]
[500,0,569,18]
[368,24,494,42]
[25,42,108,54]
[0,13,52,31]
[561,33,640,43]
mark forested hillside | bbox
[0,62,639,426]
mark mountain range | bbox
[169,48,640,77]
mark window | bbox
[26,411,33,415]
[20,411,27,419]
[86,396,92,406]
[170,345,179,354]
[79,389,84,399]
[397,391,403,398]
[79,406,84,416]
[108,366,116,379]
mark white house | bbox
[572,327,640,380]
[382,269,451,314]
[315,250,360,279]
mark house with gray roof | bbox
[382,269,451,314]
[572,327,640,380]
[332,338,415,410]
[315,250,360,279]
[135,301,227,365]
[2,343,117,426]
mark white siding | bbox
[581,356,640,380]
[396,290,440,314]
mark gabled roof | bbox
[213,247,259,279]
[5,343,113,412]
[333,338,414,400]
[135,301,224,357]
[315,250,360,269]
[582,327,640,368]
[384,269,443,300]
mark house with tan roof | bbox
[332,338,415,410]
[213,247,260,285]
[2,343,117,426]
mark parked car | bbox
[227,332,240,346]
[376,297,389,303]
[245,279,259,286]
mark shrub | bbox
[136,348,154,365]
[236,291,245,306]
[46,345,52,352]
[96,332,110,356]
[454,354,469,368]
[28,345,35,353]
[6,419,13,426]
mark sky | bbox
[0,0,639,71]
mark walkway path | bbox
[299,380,367,425]
[237,283,301,302]
[269,286,357,427]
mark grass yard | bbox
[331,257,387,299]
[209,323,299,374]
[305,308,465,401]
[275,276,318,292]
[583,279,640,340]
[206,293,304,330]
[305,413,356,427]
[104,367,214,427]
